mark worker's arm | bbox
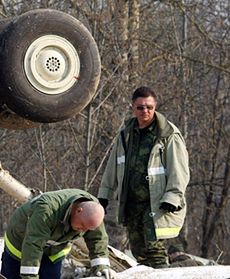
[83,222,116,278]
[20,202,54,279]
[160,133,190,208]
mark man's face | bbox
[71,214,90,232]
[71,208,98,232]
[132,96,156,128]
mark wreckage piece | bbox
[0,163,33,203]
[83,264,230,279]
[0,108,39,130]
[60,238,137,278]
[63,239,230,279]
[69,238,137,273]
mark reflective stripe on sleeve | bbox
[20,265,39,275]
[49,245,72,262]
[4,233,22,259]
[90,257,110,267]
[148,166,165,175]
[117,155,125,165]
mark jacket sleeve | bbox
[20,202,55,278]
[160,133,190,207]
[83,222,110,267]
[98,136,120,200]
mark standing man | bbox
[98,86,190,268]
[1,189,115,279]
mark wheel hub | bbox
[24,35,80,95]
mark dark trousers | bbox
[126,205,168,268]
[1,249,62,279]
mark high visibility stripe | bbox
[4,233,22,259]
[117,155,125,165]
[48,245,72,262]
[156,227,181,238]
[148,166,165,175]
[20,266,39,275]
[5,232,71,263]
[90,257,110,267]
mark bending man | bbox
[1,188,114,279]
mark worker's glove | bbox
[91,265,117,279]
[98,198,109,214]
[159,202,177,213]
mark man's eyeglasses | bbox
[135,105,154,111]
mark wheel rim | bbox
[24,35,80,95]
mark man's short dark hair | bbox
[132,86,157,102]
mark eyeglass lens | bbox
[136,105,154,111]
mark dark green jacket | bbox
[5,189,109,279]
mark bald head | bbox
[71,200,105,232]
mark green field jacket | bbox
[5,189,109,279]
[98,111,190,240]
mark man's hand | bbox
[91,265,116,279]
[96,268,117,279]
[159,202,177,213]
[98,198,109,214]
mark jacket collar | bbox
[123,111,173,139]
[62,194,84,224]
[155,111,173,138]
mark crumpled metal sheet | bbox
[61,238,137,278]
[68,238,137,273]
[61,238,227,279]
[83,265,230,279]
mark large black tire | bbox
[0,9,101,123]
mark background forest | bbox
[0,0,229,264]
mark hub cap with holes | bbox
[24,35,80,95]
